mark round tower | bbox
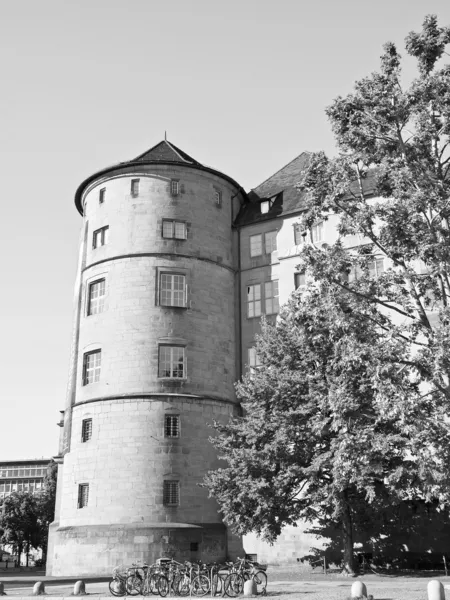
[47,141,245,575]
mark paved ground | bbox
[1,566,449,599]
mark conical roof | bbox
[132,140,201,165]
[74,139,246,214]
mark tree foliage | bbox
[298,15,450,399]
[205,15,450,573]
[0,462,57,565]
[205,288,450,572]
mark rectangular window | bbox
[214,190,222,207]
[158,346,185,378]
[160,273,186,307]
[171,180,179,196]
[163,480,179,506]
[369,257,385,278]
[250,234,262,257]
[83,350,101,385]
[78,484,89,508]
[99,188,106,204]
[162,220,187,240]
[265,280,279,314]
[248,347,261,368]
[81,418,93,442]
[87,279,105,315]
[294,224,305,245]
[131,178,140,197]
[165,415,180,438]
[311,222,324,243]
[294,272,306,289]
[93,226,109,249]
[265,231,277,254]
[247,284,261,318]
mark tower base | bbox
[47,521,242,576]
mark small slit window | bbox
[131,179,140,197]
[171,180,179,196]
[78,484,89,508]
[163,480,179,506]
[165,415,180,438]
[81,418,92,442]
[99,188,106,204]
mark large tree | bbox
[205,288,450,573]
[205,15,450,573]
[298,15,450,399]
[0,492,41,566]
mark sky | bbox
[0,0,449,460]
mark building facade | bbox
[0,459,52,500]
[49,140,381,574]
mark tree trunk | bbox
[340,491,355,575]
[17,542,23,568]
[26,540,29,567]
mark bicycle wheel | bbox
[157,575,169,597]
[191,574,210,597]
[109,577,126,597]
[126,574,143,596]
[175,574,191,597]
[211,573,225,596]
[224,574,244,598]
[253,571,267,595]
[145,573,160,596]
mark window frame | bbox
[264,231,277,254]
[311,222,324,243]
[82,350,101,385]
[159,272,187,308]
[158,345,186,379]
[171,180,179,197]
[162,219,187,240]
[78,483,89,508]
[81,418,93,443]
[87,278,106,316]
[165,414,180,438]
[247,284,261,318]
[92,226,109,249]
[163,480,180,506]
[293,223,305,246]
[131,178,140,197]
[264,280,279,315]
[249,234,263,258]
[248,347,261,369]
[214,189,222,208]
[99,188,106,204]
[294,272,306,290]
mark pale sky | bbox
[0,0,448,460]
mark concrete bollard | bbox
[32,582,46,596]
[428,580,445,600]
[0,582,6,595]
[73,581,86,596]
[351,581,368,598]
[243,579,257,596]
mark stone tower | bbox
[47,141,245,576]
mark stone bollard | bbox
[243,579,257,596]
[32,582,46,596]
[0,582,6,596]
[428,580,445,600]
[351,581,368,598]
[73,581,86,596]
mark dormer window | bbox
[260,201,270,214]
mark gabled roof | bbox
[132,140,201,165]
[234,152,311,226]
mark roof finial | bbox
[165,130,167,141]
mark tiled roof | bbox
[235,152,378,227]
[235,152,311,226]
[133,140,201,165]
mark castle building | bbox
[48,140,378,574]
